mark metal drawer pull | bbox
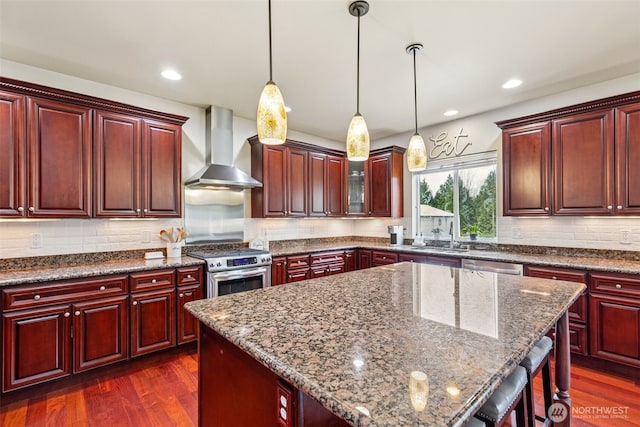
[151,279,157,284]
[132,301,138,306]
[551,276,557,280]
[179,293,184,298]
[74,311,80,316]
[34,294,41,300]
[99,286,106,291]
[616,284,622,289]
[64,312,70,317]
[186,274,192,279]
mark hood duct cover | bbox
[184,106,262,190]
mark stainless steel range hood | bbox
[184,106,262,190]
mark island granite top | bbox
[185,262,585,426]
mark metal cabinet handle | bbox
[617,205,623,209]
[132,301,138,306]
[17,206,24,212]
[551,276,557,280]
[64,312,70,318]
[99,285,106,291]
[29,207,35,212]
[607,205,613,210]
[544,207,549,211]
[74,311,80,316]
[151,279,157,284]
[179,293,184,298]
[34,294,41,300]
[136,208,141,213]
[186,274,192,279]
[616,284,622,289]
[143,208,148,213]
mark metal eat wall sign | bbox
[428,128,472,159]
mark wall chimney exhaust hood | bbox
[184,106,262,190]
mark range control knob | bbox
[216,262,222,267]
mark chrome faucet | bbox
[449,222,454,248]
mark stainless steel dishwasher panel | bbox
[461,259,523,275]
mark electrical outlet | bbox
[511,227,522,239]
[620,230,632,245]
[31,233,43,249]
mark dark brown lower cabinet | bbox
[130,288,176,357]
[199,325,349,427]
[371,250,398,266]
[73,295,128,373]
[2,304,72,391]
[344,250,356,272]
[358,249,372,269]
[177,283,202,345]
[272,256,288,286]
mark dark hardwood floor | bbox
[1,345,639,426]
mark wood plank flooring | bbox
[1,345,638,426]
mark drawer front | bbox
[130,269,175,292]
[524,265,587,283]
[177,266,202,286]
[310,251,344,266]
[287,255,310,269]
[568,293,588,323]
[371,250,398,265]
[399,253,428,263]
[2,275,128,311]
[569,322,589,355]
[590,272,640,298]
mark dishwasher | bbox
[461,258,523,275]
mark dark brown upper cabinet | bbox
[0,78,188,219]
[497,91,640,216]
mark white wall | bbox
[376,72,640,250]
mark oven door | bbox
[208,266,271,298]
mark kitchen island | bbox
[185,262,585,426]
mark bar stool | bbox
[474,365,528,427]
[520,336,553,427]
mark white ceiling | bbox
[1,0,639,142]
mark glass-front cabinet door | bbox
[347,160,365,215]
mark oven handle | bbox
[211,267,269,281]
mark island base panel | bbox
[198,326,349,427]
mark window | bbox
[414,152,496,240]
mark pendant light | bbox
[406,43,428,172]
[346,1,370,161]
[257,0,287,145]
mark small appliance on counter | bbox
[388,225,404,246]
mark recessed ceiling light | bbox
[284,105,292,113]
[444,110,459,117]
[161,69,182,81]
[502,78,522,89]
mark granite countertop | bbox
[0,256,204,287]
[185,262,585,426]
[270,240,640,275]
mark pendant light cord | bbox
[356,12,361,114]
[268,0,273,82]
[412,47,418,134]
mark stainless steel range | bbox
[188,249,272,298]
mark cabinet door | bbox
[308,152,327,217]
[552,109,614,215]
[141,120,182,217]
[344,250,356,272]
[590,293,640,367]
[615,102,640,214]
[371,250,398,266]
[130,288,176,357]
[0,91,26,217]
[2,304,72,391]
[368,153,392,216]
[94,110,141,217]
[27,97,92,217]
[358,249,372,269]
[72,295,129,373]
[271,256,287,286]
[177,283,203,344]
[502,122,551,215]
[326,155,345,216]
[262,145,287,217]
[399,252,428,263]
[287,147,308,217]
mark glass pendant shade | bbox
[257,81,287,145]
[346,113,370,161]
[407,133,427,172]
